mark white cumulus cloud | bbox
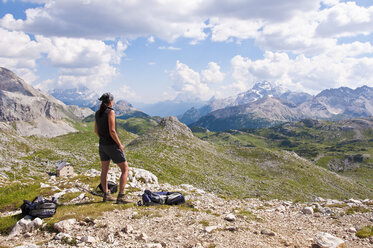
[201,62,225,84]
[170,61,211,99]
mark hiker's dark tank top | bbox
[95,107,117,146]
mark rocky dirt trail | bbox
[1,167,373,248]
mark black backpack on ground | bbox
[139,189,185,206]
[94,181,118,196]
[21,195,58,219]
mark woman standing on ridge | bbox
[94,92,133,204]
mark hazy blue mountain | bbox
[133,96,206,117]
[50,86,99,109]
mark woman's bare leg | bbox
[100,160,110,193]
[116,161,129,194]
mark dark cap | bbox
[98,92,114,103]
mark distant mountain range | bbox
[182,82,373,131]
[51,87,149,119]
[49,79,373,132]
[0,67,93,137]
[133,95,206,117]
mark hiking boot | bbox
[103,192,116,202]
[117,193,134,204]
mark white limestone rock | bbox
[224,213,236,222]
[55,233,72,241]
[32,218,43,228]
[129,168,158,185]
[302,207,314,215]
[14,244,39,248]
[146,243,163,248]
[81,235,96,243]
[9,216,33,237]
[53,219,76,233]
[314,232,345,248]
[205,226,219,233]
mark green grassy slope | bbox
[1,117,372,205]
[195,118,373,192]
[126,119,373,200]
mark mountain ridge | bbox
[187,83,373,131]
[0,67,93,137]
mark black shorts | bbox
[99,144,126,163]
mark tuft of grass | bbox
[0,213,23,235]
[356,226,373,238]
[326,203,348,208]
[0,183,55,212]
[132,209,163,219]
[237,209,260,221]
[345,206,371,215]
[44,202,134,227]
[199,220,210,227]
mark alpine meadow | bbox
[1,0,373,247]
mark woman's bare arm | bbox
[94,121,99,137]
[108,110,124,152]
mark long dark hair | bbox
[98,92,114,117]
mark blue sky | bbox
[0,0,373,103]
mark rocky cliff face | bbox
[299,85,373,119]
[0,67,93,136]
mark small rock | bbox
[32,218,43,228]
[345,198,361,205]
[136,232,149,242]
[72,193,85,201]
[104,233,115,244]
[205,226,218,233]
[24,232,33,238]
[146,243,162,248]
[261,229,276,236]
[55,233,72,241]
[312,203,322,210]
[19,217,33,227]
[314,232,344,248]
[40,182,50,188]
[348,227,356,233]
[276,205,286,212]
[225,226,239,232]
[14,244,39,248]
[302,207,314,215]
[9,217,33,237]
[54,219,76,233]
[320,207,332,215]
[81,235,96,243]
[314,197,325,202]
[122,225,134,234]
[224,213,236,222]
